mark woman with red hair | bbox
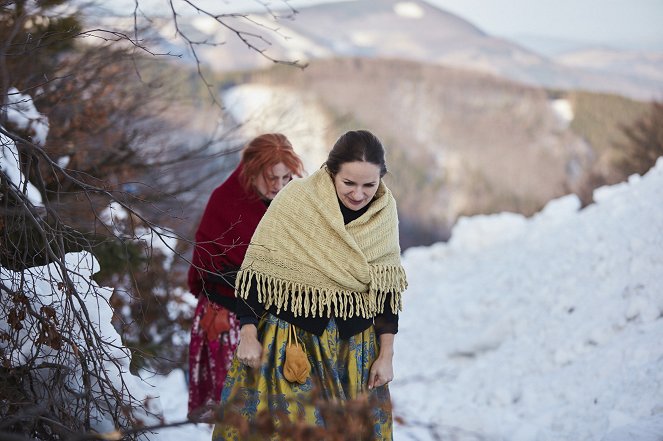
[187,133,304,419]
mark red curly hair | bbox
[239,133,305,193]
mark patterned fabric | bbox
[212,314,393,440]
[236,167,407,321]
[188,296,240,418]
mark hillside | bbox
[216,57,649,248]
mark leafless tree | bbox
[1,0,306,439]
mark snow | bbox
[394,2,425,19]
[391,158,663,440]
[99,200,130,226]
[1,89,47,205]
[5,87,49,146]
[551,98,574,124]
[0,252,161,435]
[0,131,43,205]
[142,370,213,441]
[221,84,330,174]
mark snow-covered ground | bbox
[391,158,663,441]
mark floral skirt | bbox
[188,296,240,417]
[212,314,393,441]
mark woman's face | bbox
[254,162,293,200]
[333,161,381,211]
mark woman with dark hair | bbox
[213,130,407,440]
[187,133,304,419]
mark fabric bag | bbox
[283,324,311,384]
[200,304,231,342]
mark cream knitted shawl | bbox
[235,167,408,319]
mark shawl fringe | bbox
[236,265,405,319]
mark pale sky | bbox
[423,0,663,52]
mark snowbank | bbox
[392,159,663,440]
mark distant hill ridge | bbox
[145,0,663,100]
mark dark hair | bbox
[325,130,387,177]
[239,133,304,192]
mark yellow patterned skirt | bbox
[211,313,393,440]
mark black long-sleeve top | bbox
[234,198,399,339]
[202,272,239,312]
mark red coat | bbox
[188,163,267,299]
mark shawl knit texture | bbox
[236,167,407,319]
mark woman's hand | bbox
[236,324,263,369]
[368,333,395,390]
